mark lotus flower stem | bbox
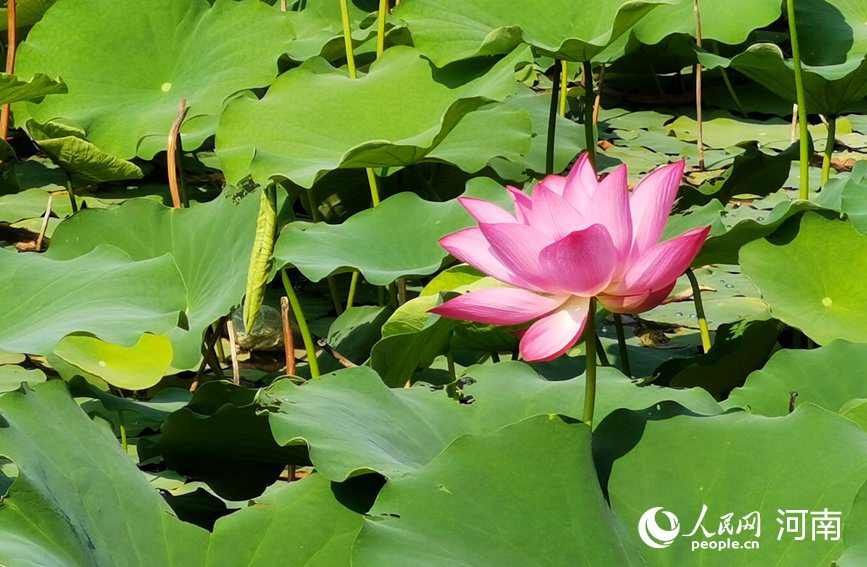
[546,59,562,174]
[582,61,596,168]
[281,296,297,376]
[786,0,810,200]
[694,0,705,170]
[0,0,15,140]
[281,269,321,378]
[582,298,598,427]
[65,176,78,213]
[376,0,387,58]
[686,268,711,353]
[613,313,631,377]
[821,115,836,184]
[559,62,568,117]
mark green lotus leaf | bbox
[44,193,260,370]
[274,182,512,285]
[833,160,867,234]
[352,416,636,566]
[0,246,186,356]
[666,110,838,150]
[52,333,173,391]
[216,45,532,188]
[597,404,867,565]
[262,363,720,481]
[0,381,368,565]
[740,213,867,345]
[725,341,867,416]
[629,0,781,45]
[282,0,379,62]
[35,134,144,183]
[15,0,294,159]
[0,365,46,393]
[0,72,64,105]
[0,382,210,565]
[394,0,671,66]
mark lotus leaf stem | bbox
[694,0,705,170]
[582,61,596,168]
[686,268,712,353]
[281,296,297,376]
[822,115,836,185]
[226,317,241,385]
[167,98,189,208]
[376,0,387,58]
[559,61,568,117]
[546,59,562,174]
[65,177,78,213]
[281,270,321,379]
[0,0,15,140]
[613,313,632,377]
[787,0,810,200]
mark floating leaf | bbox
[16,0,294,159]
[740,213,867,345]
[216,46,532,188]
[0,365,46,393]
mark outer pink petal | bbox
[505,186,532,223]
[538,225,618,296]
[628,160,685,256]
[611,226,710,295]
[584,164,632,263]
[536,174,567,196]
[563,153,599,210]
[458,197,516,224]
[440,228,534,289]
[477,222,553,291]
[526,184,585,240]
[598,281,676,314]
[519,298,591,362]
[430,288,568,325]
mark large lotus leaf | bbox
[395,0,670,66]
[15,0,294,159]
[0,72,64,105]
[0,381,210,566]
[596,404,867,565]
[216,46,531,188]
[725,341,867,416]
[0,246,186,356]
[208,474,365,567]
[44,194,260,370]
[262,363,721,482]
[740,213,867,345]
[727,44,867,117]
[0,365,46,393]
[353,416,637,566]
[274,181,512,285]
[629,0,781,45]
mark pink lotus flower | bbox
[431,154,710,362]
